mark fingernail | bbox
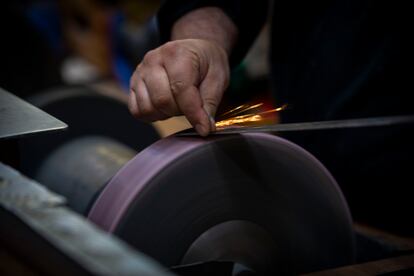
[195,124,208,137]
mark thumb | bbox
[200,78,225,132]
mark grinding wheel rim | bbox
[88,133,355,274]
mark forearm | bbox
[171,7,238,56]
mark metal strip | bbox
[177,115,414,137]
[0,163,173,275]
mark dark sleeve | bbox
[157,0,269,67]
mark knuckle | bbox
[131,66,144,84]
[153,95,170,108]
[170,80,187,95]
[139,105,152,116]
[128,103,139,119]
[212,71,229,91]
[162,41,180,57]
[143,49,160,65]
[203,97,218,109]
[129,107,140,119]
[129,75,137,90]
[162,41,197,63]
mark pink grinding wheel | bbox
[88,133,355,274]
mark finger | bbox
[175,84,211,136]
[164,58,211,136]
[142,65,179,117]
[135,73,167,121]
[199,65,229,132]
[128,85,140,118]
[128,73,140,118]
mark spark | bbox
[215,114,263,127]
[218,103,264,120]
[218,104,248,118]
[256,104,288,115]
[215,103,288,128]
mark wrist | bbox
[171,7,238,56]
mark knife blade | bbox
[176,115,414,137]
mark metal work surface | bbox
[0,88,67,139]
[89,133,355,274]
[0,163,172,275]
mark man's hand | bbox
[128,7,237,136]
[128,38,230,136]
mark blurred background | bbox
[0,0,272,122]
[1,0,161,92]
[0,0,275,206]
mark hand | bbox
[128,38,230,136]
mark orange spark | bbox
[215,114,263,127]
[218,103,264,120]
[215,103,288,128]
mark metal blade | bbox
[176,115,414,137]
[0,88,67,139]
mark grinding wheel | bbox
[35,136,137,214]
[17,86,160,214]
[19,86,160,177]
[88,133,355,274]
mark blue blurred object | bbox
[110,11,159,90]
[110,11,133,90]
[25,1,63,54]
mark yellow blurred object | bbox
[153,117,192,137]
[59,0,161,78]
